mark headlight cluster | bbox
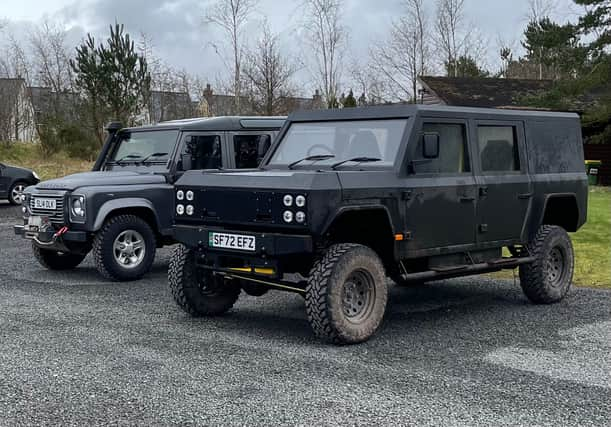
[71,195,86,218]
[176,190,195,216]
[282,193,306,223]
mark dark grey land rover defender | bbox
[15,117,284,281]
[168,105,587,344]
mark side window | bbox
[234,134,272,169]
[180,134,222,170]
[414,123,470,174]
[477,126,520,172]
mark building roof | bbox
[126,116,286,132]
[418,76,554,108]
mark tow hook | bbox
[53,226,69,238]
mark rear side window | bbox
[478,126,520,172]
[414,123,470,174]
[181,135,222,170]
[234,134,272,169]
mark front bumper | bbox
[14,224,88,247]
[174,225,313,257]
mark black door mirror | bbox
[423,133,439,159]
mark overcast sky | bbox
[1,0,579,95]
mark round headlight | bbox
[295,195,306,207]
[176,190,184,201]
[176,204,185,215]
[283,194,293,207]
[186,205,194,216]
[295,211,306,223]
[186,190,194,201]
[72,197,85,216]
[283,210,293,223]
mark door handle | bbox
[459,195,475,202]
[518,192,533,199]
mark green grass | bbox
[491,187,611,288]
[0,142,93,181]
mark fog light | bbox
[186,205,194,216]
[283,194,293,207]
[176,204,185,215]
[295,195,306,207]
[295,211,306,223]
[186,190,194,201]
[283,210,293,223]
[176,190,184,201]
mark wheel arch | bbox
[539,193,580,232]
[93,199,161,233]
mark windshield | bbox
[268,119,407,168]
[109,130,179,164]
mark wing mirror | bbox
[422,133,439,159]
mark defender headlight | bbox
[177,190,184,201]
[186,205,194,216]
[295,195,306,207]
[71,196,85,217]
[283,210,293,223]
[295,211,306,223]
[186,190,194,201]
[283,194,293,207]
[176,204,185,215]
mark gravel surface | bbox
[1,201,610,426]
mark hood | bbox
[3,164,34,175]
[35,171,166,191]
[176,169,340,191]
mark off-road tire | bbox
[169,244,241,316]
[519,225,574,304]
[305,243,388,344]
[8,181,27,205]
[32,242,87,270]
[92,214,156,281]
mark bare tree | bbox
[303,0,346,107]
[243,23,297,115]
[371,0,430,102]
[435,0,465,78]
[526,0,558,22]
[204,0,258,114]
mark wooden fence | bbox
[583,144,611,186]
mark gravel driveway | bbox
[1,201,609,426]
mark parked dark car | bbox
[168,105,587,344]
[15,116,284,281]
[0,162,39,205]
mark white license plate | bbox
[209,232,256,252]
[34,198,57,210]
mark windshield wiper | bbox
[331,157,382,169]
[140,152,169,164]
[114,154,143,164]
[288,155,335,170]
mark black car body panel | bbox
[172,105,587,279]
[0,163,39,199]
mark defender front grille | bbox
[29,193,66,224]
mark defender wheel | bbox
[519,225,574,304]
[169,244,241,316]
[32,242,87,270]
[305,243,388,344]
[92,215,156,281]
[8,181,27,205]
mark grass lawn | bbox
[491,187,611,289]
[0,143,94,181]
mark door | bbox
[472,120,532,243]
[403,119,478,252]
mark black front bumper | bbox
[14,225,88,243]
[174,225,314,257]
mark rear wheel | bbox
[169,244,241,316]
[305,243,388,344]
[32,242,87,270]
[519,225,574,304]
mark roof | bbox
[287,104,579,123]
[125,116,286,132]
[418,76,554,108]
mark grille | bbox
[29,193,66,224]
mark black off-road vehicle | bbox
[15,116,284,281]
[168,105,587,344]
